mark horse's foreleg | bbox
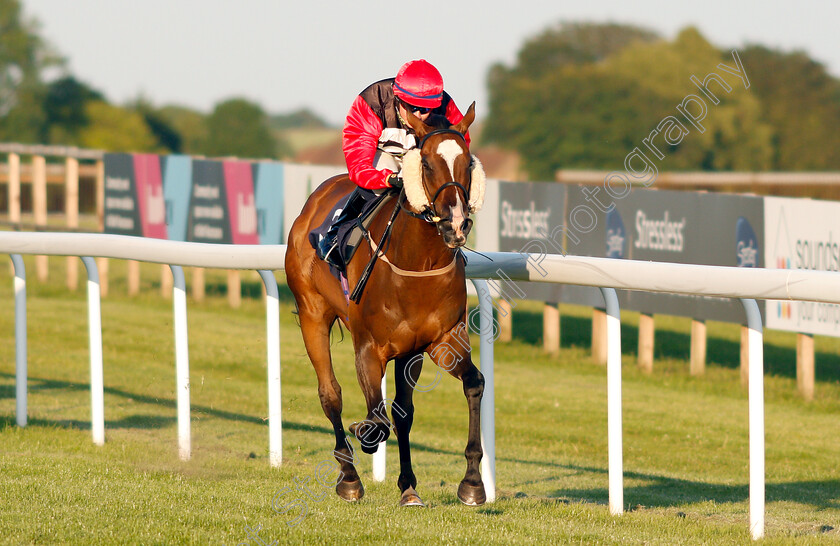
[348,342,391,455]
[299,313,364,502]
[393,353,425,506]
[429,327,486,506]
[456,364,486,505]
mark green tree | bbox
[0,0,63,142]
[600,27,773,171]
[202,97,280,158]
[129,97,183,153]
[483,22,663,178]
[157,104,208,154]
[77,101,160,152]
[269,108,331,130]
[487,63,672,179]
[511,21,660,79]
[42,76,103,143]
[740,45,840,170]
[484,24,775,178]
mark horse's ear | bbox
[452,102,476,135]
[404,107,431,139]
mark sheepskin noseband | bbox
[401,148,486,213]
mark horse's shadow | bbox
[408,450,840,513]
[546,463,840,512]
[0,372,327,434]
[0,414,176,431]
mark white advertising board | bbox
[282,163,345,243]
[764,196,840,336]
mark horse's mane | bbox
[425,114,452,131]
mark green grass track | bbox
[1,257,839,544]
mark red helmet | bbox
[393,59,444,108]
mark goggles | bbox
[400,99,431,115]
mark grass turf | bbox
[0,257,839,544]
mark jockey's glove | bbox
[389,174,404,188]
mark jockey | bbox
[317,59,470,270]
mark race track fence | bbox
[5,234,840,539]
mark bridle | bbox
[400,128,473,227]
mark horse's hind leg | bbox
[429,325,486,506]
[298,312,364,501]
[392,353,425,507]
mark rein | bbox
[349,195,402,303]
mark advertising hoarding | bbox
[764,196,840,337]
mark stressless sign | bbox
[633,209,686,252]
[499,200,552,240]
[497,182,566,303]
[497,182,766,324]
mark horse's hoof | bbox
[336,479,364,502]
[359,442,380,455]
[349,421,390,454]
[399,486,426,507]
[457,481,486,506]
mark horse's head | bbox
[401,102,486,249]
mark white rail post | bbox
[258,270,282,467]
[372,375,387,482]
[12,254,27,427]
[600,287,623,516]
[740,298,765,540]
[472,279,496,503]
[170,265,190,461]
[81,257,105,446]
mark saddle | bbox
[308,189,397,277]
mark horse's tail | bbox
[290,299,301,326]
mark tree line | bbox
[481,23,840,179]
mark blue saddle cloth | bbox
[308,190,396,274]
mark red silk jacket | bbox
[342,78,469,190]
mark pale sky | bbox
[21,0,840,126]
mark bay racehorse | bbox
[284,103,487,507]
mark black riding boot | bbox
[317,188,370,271]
